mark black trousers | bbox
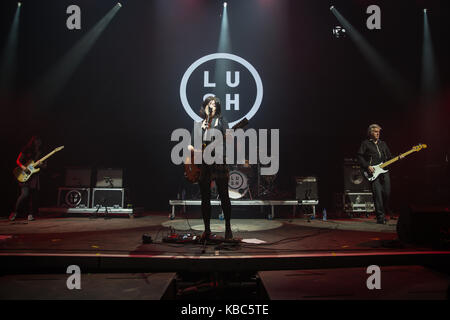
[15,185,39,216]
[371,172,390,220]
[199,177,231,232]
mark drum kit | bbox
[210,160,277,200]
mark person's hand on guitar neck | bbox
[34,160,47,168]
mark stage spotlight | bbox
[224,2,227,8]
[424,9,427,13]
[117,2,122,7]
[18,2,21,7]
[332,26,346,38]
[330,6,334,10]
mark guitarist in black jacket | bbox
[357,124,393,224]
[9,136,46,221]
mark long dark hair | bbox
[22,135,42,154]
[199,96,222,119]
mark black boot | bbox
[202,220,211,240]
[376,215,386,224]
[201,230,211,240]
[225,221,233,240]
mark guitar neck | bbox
[380,149,416,168]
[37,150,58,163]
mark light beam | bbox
[34,3,122,108]
[421,9,439,104]
[0,4,21,97]
[214,2,233,102]
[330,6,410,103]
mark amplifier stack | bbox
[342,158,374,216]
[57,167,124,209]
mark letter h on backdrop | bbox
[203,70,240,110]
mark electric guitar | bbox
[363,143,427,181]
[184,118,249,183]
[13,146,64,183]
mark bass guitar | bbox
[13,146,64,183]
[184,118,248,183]
[363,143,427,181]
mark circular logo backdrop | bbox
[180,53,263,128]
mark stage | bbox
[1,211,448,299]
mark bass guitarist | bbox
[357,124,402,224]
[9,136,46,221]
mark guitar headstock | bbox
[413,144,427,152]
[231,118,249,130]
[55,146,65,152]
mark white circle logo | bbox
[180,53,263,128]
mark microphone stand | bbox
[103,177,114,219]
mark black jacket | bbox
[192,115,229,146]
[357,139,392,169]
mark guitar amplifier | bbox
[295,176,319,201]
[92,188,124,208]
[343,192,375,212]
[95,168,123,188]
[58,188,90,208]
[344,158,371,192]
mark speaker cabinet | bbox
[344,158,371,192]
[58,188,90,208]
[397,206,450,247]
[92,188,124,208]
[295,176,318,201]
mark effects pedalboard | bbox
[162,233,241,244]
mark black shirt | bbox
[19,148,41,165]
[357,139,392,169]
[192,115,229,146]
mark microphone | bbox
[208,106,212,114]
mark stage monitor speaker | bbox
[344,158,371,192]
[58,188,90,208]
[92,188,124,208]
[397,206,450,247]
[64,167,92,187]
[96,168,123,188]
[295,176,318,201]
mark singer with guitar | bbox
[187,96,233,240]
[10,136,47,221]
[357,124,404,224]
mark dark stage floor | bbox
[1,211,449,299]
[0,211,417,259]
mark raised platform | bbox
[0,272,176,300]
[258,266,449,300]
[169,199,318,219]
[1,212,449,301]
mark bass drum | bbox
[228,170,248,199]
